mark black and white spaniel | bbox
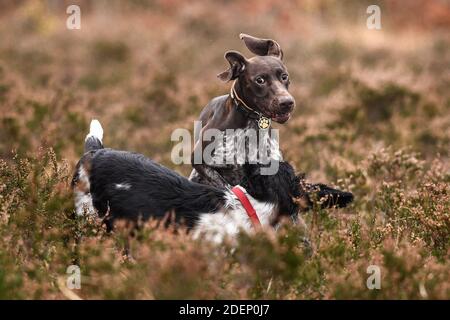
[72,120,353,243]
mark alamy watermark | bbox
[66,265,81,289]
[66,5,81,30]
[366,265,381,290]
[367,5,382,30]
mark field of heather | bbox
[0,0,449,299]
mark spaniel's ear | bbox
[240,33,283,59]
[217,51,248,82]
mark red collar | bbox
[231,186,261,228]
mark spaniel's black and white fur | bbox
[72,120,353,243]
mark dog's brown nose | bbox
[279,98,295,113]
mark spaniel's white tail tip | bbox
[84,119,104,153]
[86,119,103,143]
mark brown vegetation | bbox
[0,0,449,299]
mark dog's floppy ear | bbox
[240,33,283,59]
[217,50,247,82]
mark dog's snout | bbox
[279,97,295,113]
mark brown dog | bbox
[189,34,295,188]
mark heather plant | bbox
[0,0,449,300]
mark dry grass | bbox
[0,0,449,299]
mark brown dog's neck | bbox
[223,97,261,131]
[232,79,245,100]
[223,95,253,128]
[229,80,273,131]
[231,80,259,116]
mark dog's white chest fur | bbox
[193,188,276,243]
[211,126,283,166]
[74,166,96,216]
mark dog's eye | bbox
[255,77,265,85]
[281,73,289,81]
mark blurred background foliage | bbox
[0,0,449,299]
